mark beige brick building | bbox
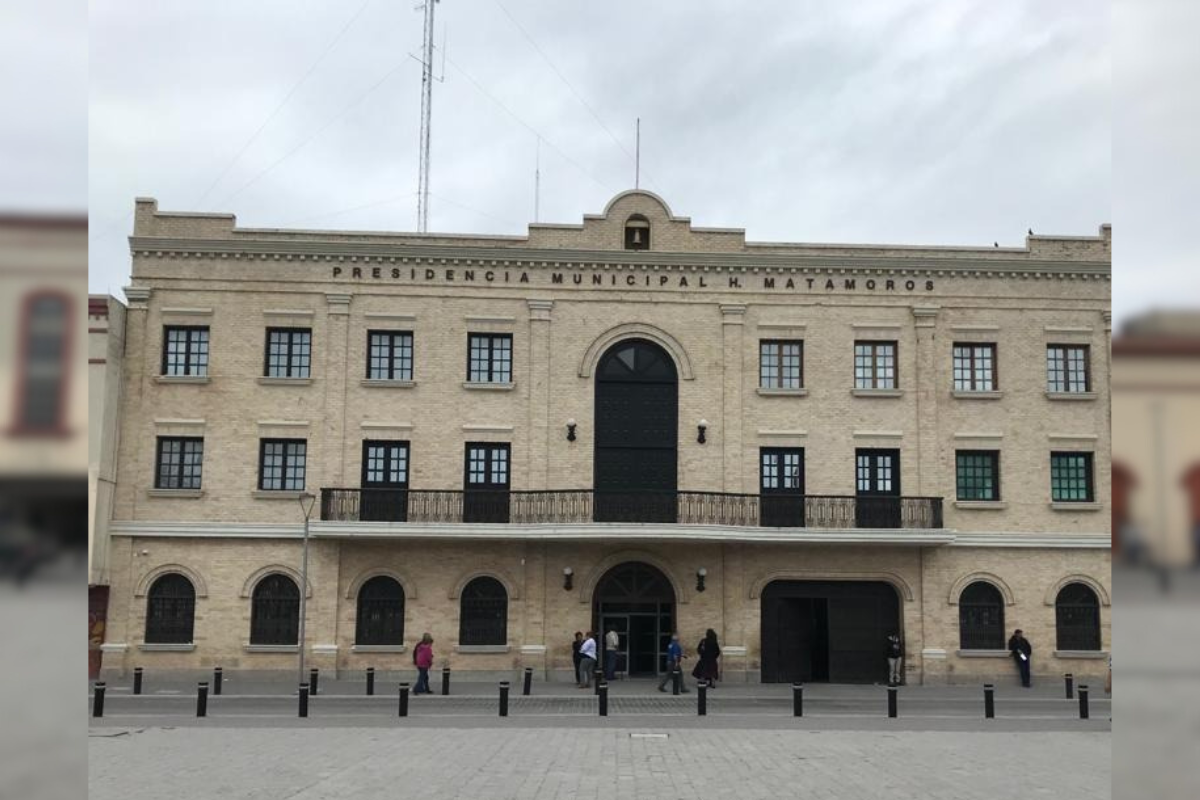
[100,190,1111,686]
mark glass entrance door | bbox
[855,448,901,528]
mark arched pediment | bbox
[579,323,695,380]
[239,564,312,598]
[748,571,914,602]
[449,570,520,601]
[578,551,689,605]
[134,563,208,598]
[1044,575,1110,607]
[345,568,417,600]
[948,572,1016,606]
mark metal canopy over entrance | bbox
[760,580,901,684]
[593,562,676,677]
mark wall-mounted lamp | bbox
[696,567,708,593]
[563,566,574,591]
[566,418,577,442]
[697,419,708,444]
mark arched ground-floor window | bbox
[250,574,299,645]
[958,581,1005,650]
[1055,582,1101,651]
[356,576,405,645]
[459,576,507,645]
[145,573,196,644]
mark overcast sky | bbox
[57,1,1183,323]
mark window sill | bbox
[147,488,204,499]
[454,645,511,654]
[251,490,308,500]
[850,388,904,398]
[243,644,299,653]
[155,375,210,385]
[462,382,515,391]
[361,379,416,389]
[351,645,408,654]
[1045,391,1096,401]
[258,377,313,386]
[954,500,1007,510]
[956,649,1011,658]
[1053,650,1108,660]
[1049,502,1101,511]
[138,643,195,652]
[952,390,1003,400]
[756,388,808,397]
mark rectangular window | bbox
[258,439,307,491]
[467,333,512,383]
[1051,452,1094,502]
[162,326,210,377]
[854,341,897,389]
[1046,344,1090,393]
[759,340,804,389]
[155,437,204,490]
[952,343,996,392]
[264,328,312,378]
[366,331,413,381]
[955,450,1000,501]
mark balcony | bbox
[320,489,944,530]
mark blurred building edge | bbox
[1112,310,1200,566]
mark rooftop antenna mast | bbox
[416,0,441,233]
[534,137,541,223]
[635,118,641,190]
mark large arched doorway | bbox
[593,338,678,522]
[593,562,676,677]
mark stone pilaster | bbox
[720,304,746,492]
[323,293,351,488]
[527,300,554,489]
[912,306,941,496]
[121,287,152,520]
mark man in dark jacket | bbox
[885,634,903,686]
[1008,629,1033,687]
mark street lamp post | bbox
[297,492,317,686]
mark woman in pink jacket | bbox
[413,633,434,694]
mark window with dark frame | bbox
[1054,583,1101,651]
[854,340,897,389]
[458,576,508,645]
[162,326,210,377]
[16,292,70,431]
[249,573,300,645]
[144,573,196,645]
[355,576,405,646]
[155,437,204,490]
[360,440,410,522]
[467,334,512,383]
[760,448,804,492]
[258,439,307,491]
[1046,344,1091,393]
[366,330,413,380]
[958,581,1005,650]
[759,340,804,389]
[952,343,996,391]
[955,450,1000,501]
[264,327,312,378]
[1051,452,1094,502]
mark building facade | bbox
[100,191,1112,685]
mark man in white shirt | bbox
[578,631,598,688]
[604,627,620,681]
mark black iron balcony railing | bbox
[320,489,944,529]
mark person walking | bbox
[693,629,721,688]
[885,633,903,686]
[1008,628,1033,688]
[604,626,620,681]
[657,633,689,692]
[413,633,434,695]
[578,631,598,688]
[571,631,583,685]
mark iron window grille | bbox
[162,326,209,376]
[144,573,196,644]
[258,439,307,491]
[955,450,1000,501]
[1046,344,1091,393]
[155,436,204,490]
[958,581,1005,650]
[366,330,413,380]
[854,341,897,389]
[458,576,508,646]
[355,576,406,645]
[467,333,512,383]
[1051,452,1094,502]
[1055,583,1101,651]
[17,292,69,431]
[249,573,300,645]
[264,327,312,378]
[952,343,996,391]
[759,340,804,389]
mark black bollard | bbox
[793,683,804,717]
[298,683,309,718]
[984,684,995,719]
[1065,673,1074,700]
[441,666,451,696]
[213,667,223,696]
[887,686,898,718]
[523,667,533,696]
[398,682,410,717]
[132,667,143,695]
[697,680,708,716]
[309,668,319,697]
[599,682,608,717]
[196,682,208,717]
[499,681,510,717]
[366,667,375,696]
[92,682,106,718]
[594,670,603,696]
[1079,685,1090,719]
[672,666,681,696]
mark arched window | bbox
[355,576,405,645]
[250,574,300,645]
[15,292,70,432]
[459,576,507,646]
[958,581,1005,650]
[145,573,196,644]
[624,214,650,250]
[1055,583,1101,651]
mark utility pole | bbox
[416,0,440,233]
[635,118,640,190]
